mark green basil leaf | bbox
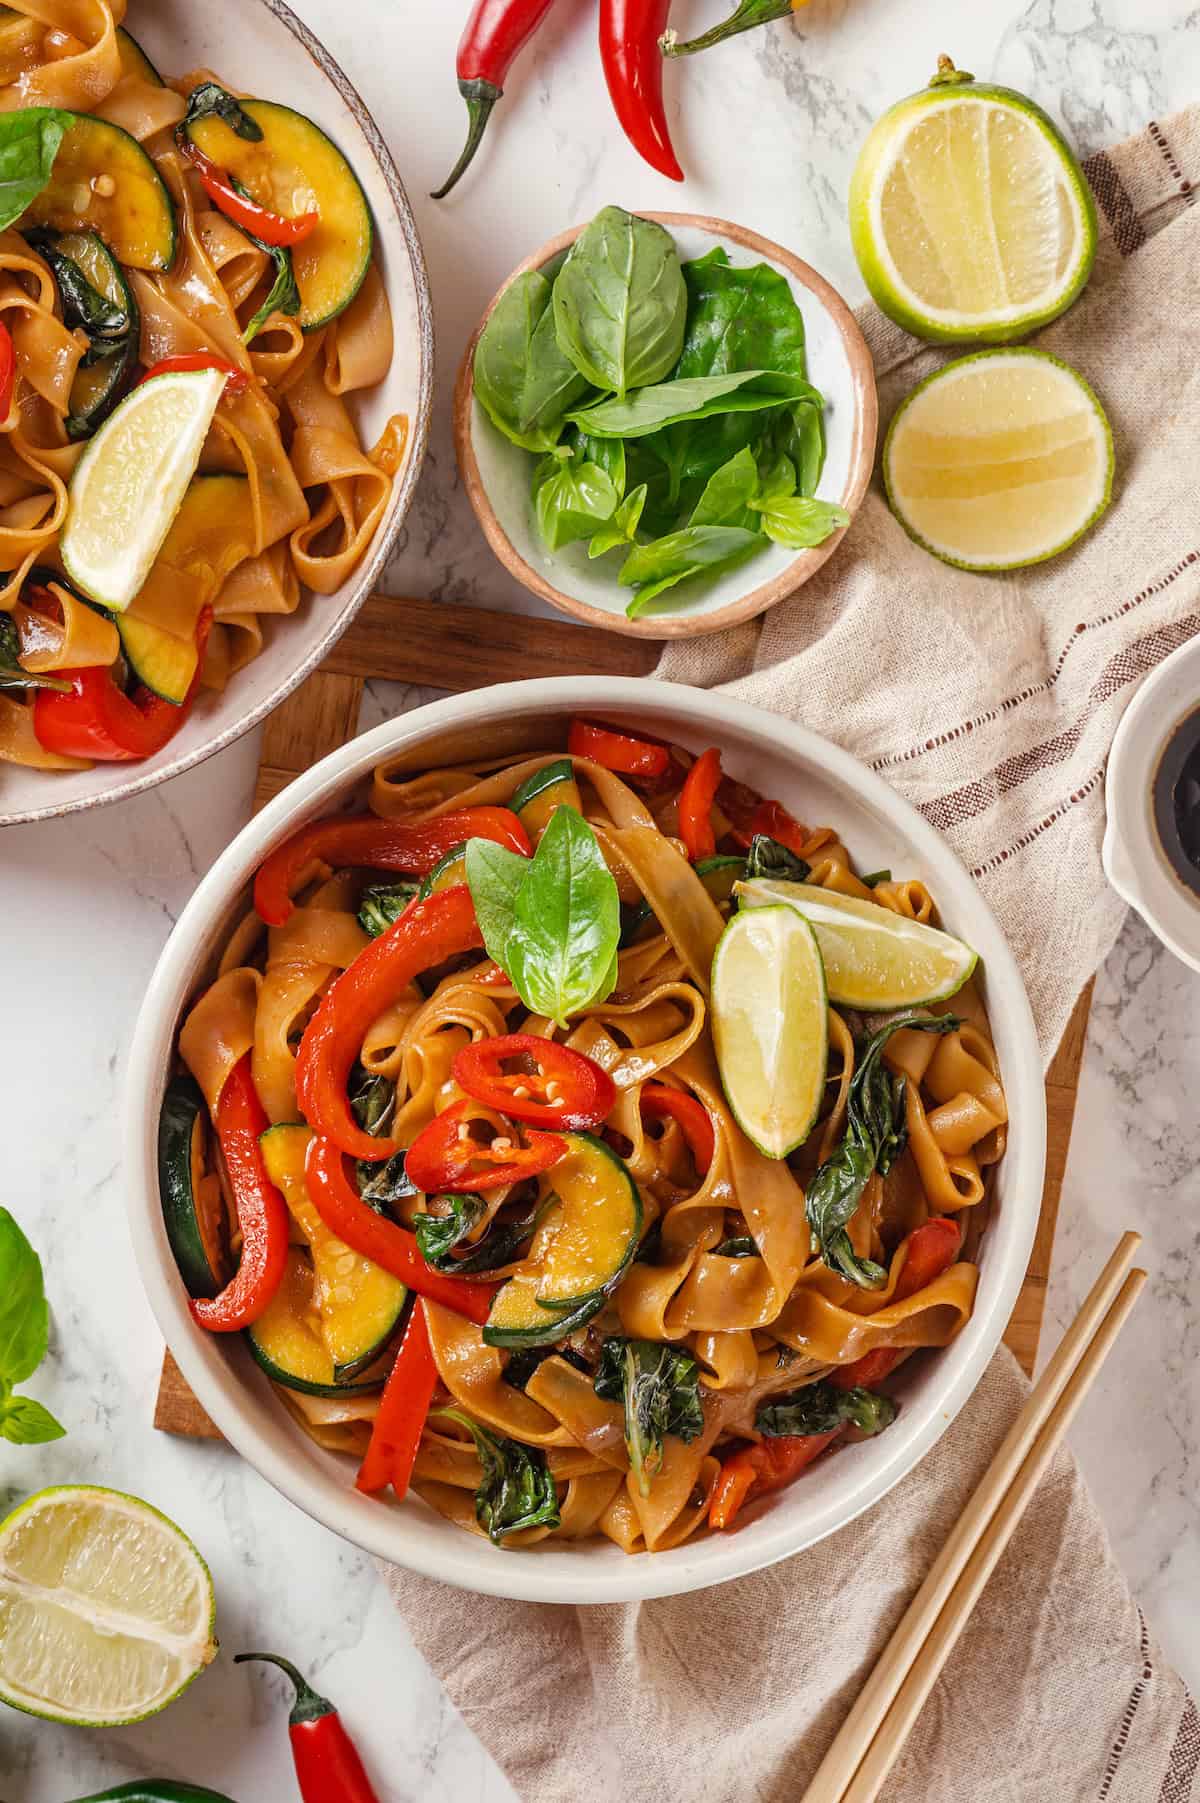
[181,82,263,141]
[588,482,647,558]
[782,400,826,497]
[569,369,819,440]
[505,806,620,1027]
[464,836,530,973]
[552,205,686,395]
[744,833,810,883]
[571,428,626,500]
[756,1379,896,1440]
[676,246,810,384]
[0,1207,49,1385]
[435,1408,560,1543]
[416,1191,547,1275]
[0,108,73,235]
[754,494,849,550]
[0,613,69,694]
[533,454,619,551]
[689,444,759,529]
[594,1337,704,1496]
[0,1393,66,1445]
[474,269,592,454]
[754,449,797,505]
[621,524,763,618]
[242,242,301,344]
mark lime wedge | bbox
[850,58,1096,343]
[60,367,228,612]
[884,349,1112,570]
[711,903,828,1159]
[0,1485,216,1725]
[736,879,976,1010]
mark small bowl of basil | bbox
[454,205,877,639]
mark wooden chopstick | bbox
[802,1232,1145,1803]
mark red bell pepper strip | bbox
[678,748,722,862]
[178,136,318,247]
[233,1653,380,1803]
[305,1135,495,1324]
[32,607,212,764]
[0,318,14,421]
[708,1431,841,1530]
[191,1054,289,1332]
[404,1098,567,1195]
[453,1033,616,1130]
[599,0,684,181]
[639,1083,714,1174]
[296,885,484,1160]
[139,351,250,394]
[432,0,562,199]
[567,718,669,780]
[832,1218,963,1392]
[725,793,815,859]
[255,806,530,927]
[661,0,801,57]
[355,1298,437,1498]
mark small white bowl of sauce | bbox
[1103,633,1200,970]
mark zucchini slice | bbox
[158,1075,228,1299]
[187,99,372,329]
[417,842,468,901]
[260,1123,406,1382]
[117,614,199,705]
[116,26,165,86]
[533,1132,643,1310]
[510,759,581,838]
[20,114,176,271]
[248,1248,395,1397]
[483,1277,603,1351]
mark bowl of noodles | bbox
[125,678,1045,1604]
[0,0,432,826]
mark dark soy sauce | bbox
[1153,709,1200,898]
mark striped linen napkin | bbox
[384,112,1200,1803]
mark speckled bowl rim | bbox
[1,0,434,829]
[453,213,878,642]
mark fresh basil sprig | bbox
[465,806,620,1027]
[756,1379,897,1439]
[0,107,73,235]
[436,1408,560,1543]
[806,1014,961,1290]
[594,1336,704,1496]
[0,1208,66,1446]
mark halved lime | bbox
[849,57,1097,343]
[711,903,828,1159]
[884,349,1112,570]
[60,366,228,613]
[737,879,976,1010]
[0,1485,216,1725]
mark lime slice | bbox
[711,903,828,1159]
[0,1485,216,1725]
[849,57,1097,343]
[60,367,228,612]
[736,879,976,1011]
[884,349,1112,570]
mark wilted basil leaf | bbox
[358,880,420,938]
[744,834,810,883]
[594,1337,704,1496]
[436,1407,560,1543]
[757,1379,897,1439]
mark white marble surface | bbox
[3,1,1199,1797]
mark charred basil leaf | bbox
[436,1407,560,1543]
[415,1190,549,1276]
[744,833,810,884]
[502,1343,592,1392]
[756,1379,897,1439]
[594,1336,704,1496]
[349,1069,414,1208]
[713,1234,757,1258]
[358,880,420,938]
[181,82,263,141]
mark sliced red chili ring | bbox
[405,1099,566,1194]
[454,1033,616,1130]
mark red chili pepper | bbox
[178,135,318,246]
[568,718,670,780]
[832,1219,962,1392]
[708,1431,840,1530]
[356,1298,437,1497]
[296,886,484,1159]
[432,0,562,199]
[678,748,722,862]
[599,0,684,182]
[33,607,212,763]
[639,1083,714,1174]
[305,1135,494,1324]
[191,1054,289,1332]
[138,351,250,394]
[255,806,530,928]
[453,1033,616,1130]
[233,1652,380,1803]
[0,318,15,421]
[728,795,813,858]
[405,1098,566,1194]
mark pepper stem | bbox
[928,53,976,87]
[234,1651,335,1725]
[431,81,501,199]
[661,0,795,57]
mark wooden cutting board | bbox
[154,597,1092,1438]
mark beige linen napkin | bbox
[385,114,1200,1801]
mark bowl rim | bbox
[1,0,435,830]
[123,676,1045,1605]
[453,213,879,642]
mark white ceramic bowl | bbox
[124,678,1045,1604]
[1103,632,1200,970]
[455,215,877,640]
[1,0,433,828]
